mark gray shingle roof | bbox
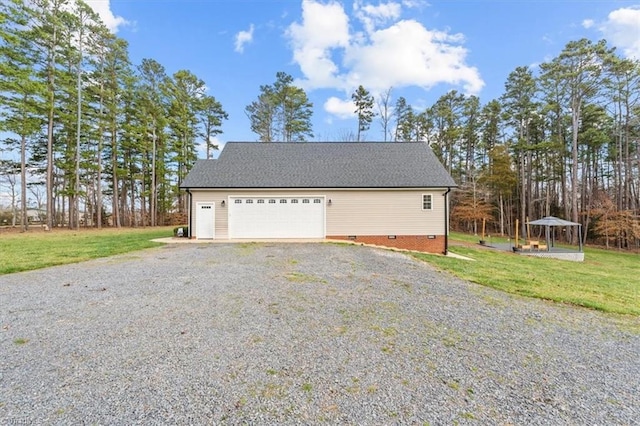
[181,142,456,189]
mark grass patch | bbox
[411,233,640,316]
[236,242,260,255]
[459,412,476,420]
[0,227,172,275]
[447,380,460,391]
[285,271,326,283]
[13,338,29,345]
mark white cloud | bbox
[345,20,483,94]
[286,0,350,88]
[402,0,429,8]
[234,24,255,53]
[84,0,128,33]
[324,97,355,119]
[598,7,640,59]
[286,0,484,119]
[361,2,402,20]
[354,1,402,34]
[582,19,595,29]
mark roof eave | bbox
[180,185,458,190]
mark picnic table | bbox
[518,240,548,251]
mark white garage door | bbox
[229,197,325,239]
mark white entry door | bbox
[195,202,215,239]
[229,197,325,239]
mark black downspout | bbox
[186,189,193,238]
[443,187,451,255]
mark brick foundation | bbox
[327,235,446,254]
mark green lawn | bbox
[0,227,172,275]
[411,232,640,316]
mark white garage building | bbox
[180,142,456,254]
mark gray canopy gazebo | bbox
[527,216,583,252]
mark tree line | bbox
[2,0,638,250]
[443,39,639,250]
[245,40,639,249]
[0,0,227,230]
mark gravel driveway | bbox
[1,242,638,424]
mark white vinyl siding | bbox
[325,191,443,235]
[190,189,447,239]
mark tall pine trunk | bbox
[111,128,120,228]
[21,133,28,232]
[151,127,157,227]
[46,65,55,229]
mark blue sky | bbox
[85,0,640,150]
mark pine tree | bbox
[501,66,538,239]
[461,95,481,180]
[198,95,228,159]
[246,72,313,142]
[430,90,465,176]
[163,70,206,212]
[540,39,612,242]
[245,86,277,142]
[393,96,413,142]
[103,37,130,228]
[86,23,115,228]
[0,0,46,231]
[479,99,502,165]
[351,85,375,142]
[1,0,229,230]
[30,0,68,228]
[603,56,640,214]
[137,58,168,226]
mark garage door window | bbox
[280,199,287,203]
[303,199,309,203]
[269,199,276,204]
[314,199,321,203]
[291,199,298,204]
[246,199,253,204]
[257,199,264,204]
